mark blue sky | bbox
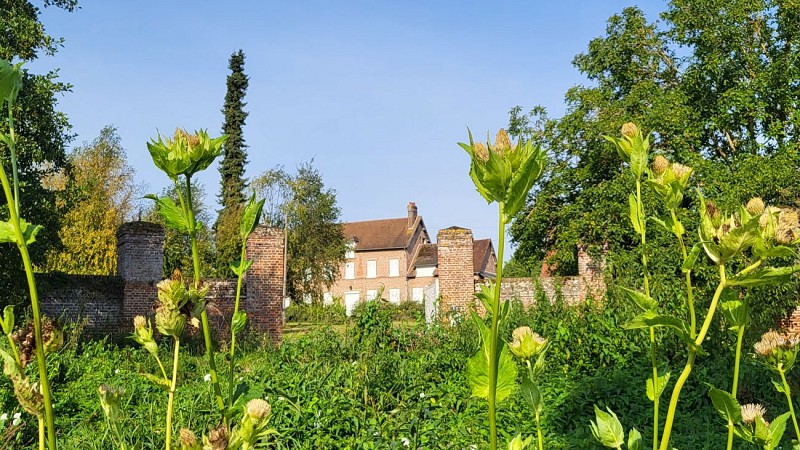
[30,0,666,261]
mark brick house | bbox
[326,202,497,315]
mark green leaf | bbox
[145,195,191,233]
[520,377,542,414]
[682,243,703,273]
[0,220,17,244]
[231,311,247,335]
[629,140,647,179]
[140,372,170,389]
[721,300,749,329]
[708,386,741,424]
[772,379,786,394]
[717,218,759,261]
[504,141,546,218]
[619,286,656,311]
[230,259,254,277]
[590,405,625,448]
[1,305,14,335]
[727,266,800,287]
[240,194,265,239]
[646,371,670,402]
[474,283,496,317]
[628,428,643,450]
[623,311,685,332]
[628,194,643,234]
[0,219,41,245]
[466,335,518,402]
[765,412,791,450]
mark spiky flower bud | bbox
[776,226,797,245]
[670,163,692,180]
[133,315,147,330]
[245,398,272,422]
[740,403,766,424]
[473,142,489,162]
[179,428,198,449]
[621,122,638,138]
[746,198,765,216]
[98,384,123,423]
[652,155,669,174]
[492,128,513,155]
[705,200,720,221]
[779,208,799,228]
[206,425,229,450]
[508,326,547,360]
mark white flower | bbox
[278,396,285,402]
[0,413,7,421]
[419,392,425,399]
[238,376,243,381]
[400,437,410,447]
[12,412,21,426]
[114,369,120,374]
[203,373,211,382]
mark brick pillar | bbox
[117,221,165,328]
[437,227,475,317]
[577,244,607,300]
[245,226,285,343]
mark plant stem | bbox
[165,338,180,450]
[660,264,727,450]
[1,99,55,450]
[4,330,22,367]
[488,202,506,450]
[779,368,800,441]
[636,180,658,450]
[228,240,248,407]
[670,209,695,337]
[726,324,745,450]
[183,176,224,414]
[535,409,544,450]
[38,416,44,450]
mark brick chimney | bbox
[407,202,418,229]
[437,226,474,316]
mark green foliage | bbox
[44,126,138,275]
[285,302,346,324]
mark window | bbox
[346,249,355,259]
[412,287,424,302]
[366,289,378,301]
[389,288,400,304]
[323,292,333,305]
[389,259,400,277]
[345,262,355,279]
[366,260,377,278]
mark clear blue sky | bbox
[30,0,666,261]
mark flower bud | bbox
[621,122,638,138]
[508,433,532,450]
[98,384,123,423]
[740,403,766,424]
[245,398,272,422]
[651,155,669,175]
[206,425,229,450]
[779,208,799,228]
[473,142,489,162]
[746,197,765,216]
[133,315,147,330]
[508,326,547,360]
[670,163,692,181]
[155,307,186,338]
[179,428,199,449]
[493,128,513,155]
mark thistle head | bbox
[98,384,124,423]
[179,428,200,450]
[652,155,669,175]
[133,315,147,330]
[205,425,229,450]
[245,398,272,422]
[621,122,638,138]
[147,128,226,179]
[508,326,547,360]
[157,278,188,311]
[754,330,798,370]
[155,306,186,338]
[670,163,692,181]
[492,128,514,155]
[740,403,766,424]
[746,197,766,216]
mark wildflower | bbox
[205,425,229,450]
[491,128,513,155]
[245,398,271,422]
[98,384,123,424]
[621,122,638,138]
[473,142,489,162]
[400,437,410,447]
[754,330,798,370]
[747,197,766,216]
[670,163,692,180]
[741,403,766,424]
[179,428,198,449]
[204,373,212,382]
[147,128,226,180]
[419,392,425,399]
[508,326,547,360]
[652,155,669,174]
[0,412,6,422]
[12,412,21,426]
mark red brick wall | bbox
[245,226,285,343]
[437,227,475,315]
[117,221,165,328]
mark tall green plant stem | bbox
[660,264,727,450]
[488,202,506,450]
[38,416,44,450]
[165,338,181,450]
[726,324,746,450]
[779,367,800,441]
[670,209,695,337]
[183,176,224,414]
[636,180,658,450]
[228,241,248,407]
[526,362,544,450]
[0,107,56,450]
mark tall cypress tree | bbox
[215,49,250,276]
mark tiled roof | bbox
[473,239,495,275]
[414,243,438,266]
[343,217,418,251]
